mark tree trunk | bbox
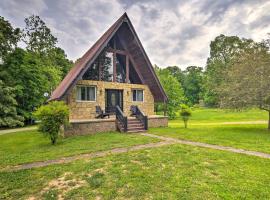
[268,111,270,130]
[184,120,187,128]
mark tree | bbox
[204,34,257,106]
[23,15,57,55]
[180,104,191,128]
[166,66,185,86]
[0,16,21,60]
[47,47,73,78]
[0,48,62,123]
[156,67,185,119]
[219,41,270,129]
[34,101,69,144]
[0,81,24,127]
[183,66,203,105]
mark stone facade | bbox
[148,116,168,128]
[64,116,168,136]
[67,80,155,120]
[64,119,116,137]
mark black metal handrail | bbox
[116,105,127,132]
[133,106,148,130]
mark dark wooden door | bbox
[105,89,123,113]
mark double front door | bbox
[105,89,123,114]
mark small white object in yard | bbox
[44,92,49,97]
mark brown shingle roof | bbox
[50,13,167,102]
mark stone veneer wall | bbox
[67,80,155,120]
[64,116,168,136]
[148,116,168,128]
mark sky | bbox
[0,0,270,69]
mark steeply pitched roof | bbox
[50,13,167,102]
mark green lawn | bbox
[150,108,270,154]
[0,131,159,169]
[1,108,270,199]
[1,144,270,199]
[175,108,268,123]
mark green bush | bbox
[180,104,192,128]
[34,101,69,144]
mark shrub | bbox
[34,101,69,144]
[180,104,192,128]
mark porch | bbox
[64,115,168,137]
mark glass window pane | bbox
[137,90,143,101]
[102,52,113,82]
[89,87,95,101]
[133,90,136,101]
[76,87,81,100]
[81,87,85,100]
[82,60,99,80]
[116,54,126,83]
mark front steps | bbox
[117,117,146,133]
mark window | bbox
[116,54,126,83]
[101,52,113,82]
[76,86,96,101]
[132,89,143,102]
[82,60,99,80]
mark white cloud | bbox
[0,0,269,68]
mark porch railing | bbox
[116,105,127,132]
[133,106,148,130]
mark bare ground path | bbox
[0,126,37,135]
[3,132,270,172]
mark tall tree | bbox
[23,15,57,55]
[204,34,256,106]
[0,48,62,123]
[156,67,185,119]
[0,80,24,127]
[183,66,203,105]
[166,66,185,86]
[0,16,21,60]
[219,41,270,128]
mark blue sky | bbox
[1,0,269,69]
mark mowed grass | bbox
[186,108,268,123]
[0,131,159,169]
[1,144,270,199]
[150,108,270,153]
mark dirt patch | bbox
[42,172,86,200]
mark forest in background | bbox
[1,15,270,127]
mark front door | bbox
[105,89,123,114]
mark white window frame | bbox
[76,85,96,102]
[132,89,144,102]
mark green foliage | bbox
[156,67,185,119]
[0,48,62,122]
[34,101,69,145]
[182,66,203,105]
[0,80,24,127]
[23,15,57,55]
[203,34,258,107]
[180,104,192,128]
[0,16,72,124]
[85,172,105,188]
[0,16,21,60]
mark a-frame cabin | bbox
[50,13,168,136]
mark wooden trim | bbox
[115,35,145,84]
[126,55,129,83]
[127,52,145,84]
[113,51,116,82]
[107,47,127,55]
[99,60,102,81]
